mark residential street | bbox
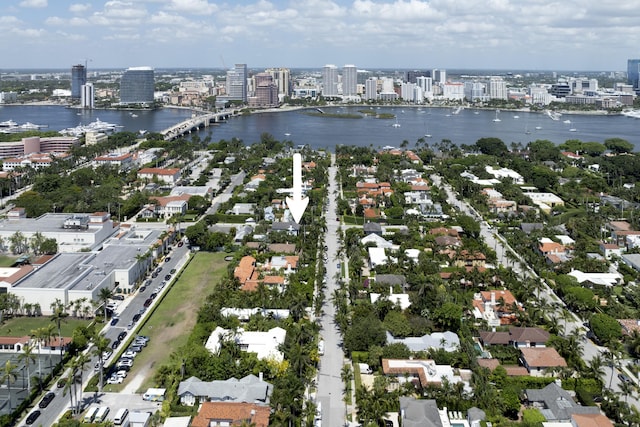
[431,174,640,412]
[316,153,347,427]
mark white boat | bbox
[545,110,562,120]
[284,132,291,137]
[563,119,571,124]
[535,126,542,130]
[392,118,401,128]
[569,128,577,132]
[0,120,17,127]
[513,115,520,119]
[493,110,501,122]
[60,118,122,137]
[131,114,138,118]
[139,130,147,136]
[622,110,640,119]
[452,106,463,115]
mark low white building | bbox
[485,166,524,184]
[370,287,411,310]
[5,227,163,314]
[205,326,287,362]
[0,212,117,253]
[567,269,623,287]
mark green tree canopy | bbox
[590,313,622,345]
[604,137,634,154]
[475,137,508,156]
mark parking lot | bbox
[79,391,161,423]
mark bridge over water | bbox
[161,110,239,140]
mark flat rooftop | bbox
[0,213,105,234]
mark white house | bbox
[567,269,623,287]
[370,287,412,310]
[205,326,287,362]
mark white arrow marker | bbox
[286,153,309,224]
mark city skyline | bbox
[1,0,639,71]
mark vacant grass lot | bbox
[0,254,18,267]
[105,251,229,393]
[0,316,91,337]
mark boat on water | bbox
[392,117,401,128]
[130,114,138,118]
[535,126,542,130]
[622,110,640,119]
[513,115,520,119]
[569,128,577,132]
[563,119,571,124]
[545,110,562,120]
[284,132,291,137]
[452,106,463,115]
[60,118,123,137]
[493,110,501,122]
[0,119,18,127]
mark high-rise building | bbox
[226,64,248,102]
[120,67,155,104]
[405,70,428,84]
[265,68,291,96]
[322,65,339,97]
[71,64,87,100]
[342,65,357,96]
[81,83,94,109]
[488,76,507,100]
[364,78,378,101]
[250,73,279,107]
[432,69,446,84]
[628,59,640,91]
[416,76,432,93]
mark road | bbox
[316,153,347,427]
[431,174,640,412]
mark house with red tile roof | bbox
[191,402,270,427]
[234,256,260,292]
[472,290,523,326]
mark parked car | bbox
[129,345,143,353]
[178,241,184,247]
[123,350,137,359]
[57,378,67,388]
[118,331,127,341]
[136,335,150,343]
[143,298,152,307]
[116,370,128,378]
[26,410,41,425]
[102,351,112,361]
[139,286,146,293]
[117,360,133,368]
[165,257,171,263]
[112,295,125,301]
[107,375,124,384]
[38,392,55,408]
[110,317,120,326]
[132,313,141,322]
[164,274,171,281]
[170,268,176,274]
[111,340,120,350]
[126,321,134,330]
[134,339,147,347]
[618,373,632,383]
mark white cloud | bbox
[165,0,218,15]
[19,0,47,8]
[69,3,92,13]
[148,11,191,25]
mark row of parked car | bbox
[107,335,150,384]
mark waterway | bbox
[2,104,640,150]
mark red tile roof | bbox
[191,402,270,427]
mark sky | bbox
[1,0,639,71]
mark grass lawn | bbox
[0,254,18,267]
[132,251,229,392]
[0,316,91,337]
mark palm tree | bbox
[2,360,18,411]
[44,323,56,368]
[72,353,90,414]
[17,343,36,393]
[30,327,46,391]
[620,379,636,404]
[92,333,111,394]
[98,287,114,321]
[50,304,69,358]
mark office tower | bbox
[322,65,339,97]
[628,59,640,91]
[432,69,446,84]
[405,70,428,84]
[364,78,378,100]
[71,64,87,100]
[265,67,291,96]
[488,76,507,100]
[226,64,248,102]
[120,67,155,104]
[251,73,278,107]
[342,65,357,96]
[81,83,94,108]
